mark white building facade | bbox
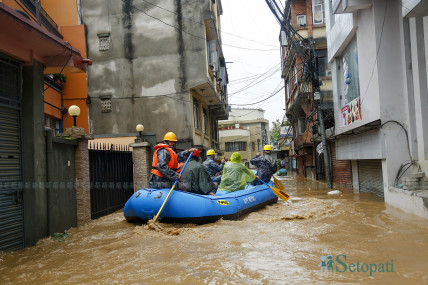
[326,0,428,217]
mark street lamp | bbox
[68,105,81,127]
[136,124,144,141]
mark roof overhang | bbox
[0,3,89,73]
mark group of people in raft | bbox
[149,131,280,196]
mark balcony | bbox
[19,0,62,39]
[333,0,372,14]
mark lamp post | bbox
[136,124,144,142]
[68,105,81,127]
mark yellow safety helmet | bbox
[207,149,216,156]
[263,145,273,151]
[163,132,178,142]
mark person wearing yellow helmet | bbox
[250,144,277,185]
[149,131,194,189]
[202,149,225,184]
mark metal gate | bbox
[0,56,23,251]
[89,143,134,219]
[358,160,384,196]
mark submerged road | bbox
[1,175,427,284]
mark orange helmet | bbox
[163,132,178,142]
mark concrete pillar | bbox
[75,138,91,226]
[351,160,359,193]
[22,60,48,247]
[130,141,151,190]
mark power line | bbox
[230,86,285,106]
[228,63,281,96]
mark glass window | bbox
[193,98,200,130]
[225,142,247,152]
[312,0,325,25]
[317,57,327,77]
[297,15,306,27]
[341,37,360,104]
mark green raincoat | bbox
[218,152,256,192]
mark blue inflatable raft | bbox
[124,182,278,224]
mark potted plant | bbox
[52,73,67,83]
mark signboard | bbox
[280,126,292,137]
[341,97,362,127]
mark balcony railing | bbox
[19,0,63,39]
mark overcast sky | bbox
[220,0,285,128]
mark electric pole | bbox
[309,36,332,189]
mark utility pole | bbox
[309,36,332,189]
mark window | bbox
[98,33,110,51]
[101,98,112,113]
[45,116,61,135]
[297,15,306,27]
[298,117,306,135]
[225,142,247,152]
[341,37,360,104]
[312,0,325,25]
[252,142,255,152]
[203,108,208,134]
[286,81,289,101]
[193,98,200,130]
[317,57,327,77]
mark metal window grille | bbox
[225,142,247,152]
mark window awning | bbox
[0,3,90,73]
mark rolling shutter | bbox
[358,160,383,197]
[0,56,23,251]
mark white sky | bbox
[220,0,285,128]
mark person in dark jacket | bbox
[250,144,277,185]
[180,149,216,195]
[149,131,191,189]
[202,149,225,183]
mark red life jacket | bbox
[151,143,178,178]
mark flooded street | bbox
[1,175,428,284]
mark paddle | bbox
[258,177,290,202]
[151,151,194,223]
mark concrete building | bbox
[80,0,228,151]
[326,0,428,217]
[218,108,269,168]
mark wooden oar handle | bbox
[152,151,194,222]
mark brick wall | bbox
[75,138,91,226]
[291,0,313,34]
[331,141,353,189]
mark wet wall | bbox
[81,0,210,142]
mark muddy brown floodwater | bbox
[1,175,428,284]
